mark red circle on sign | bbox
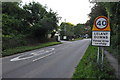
[94,16,108,30]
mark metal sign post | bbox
[92,16,111,64]
[101,47,104,64]
[97,47,100,63]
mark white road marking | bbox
[10,48,55,62]
[10,55,34,61]
[32,52,55,62]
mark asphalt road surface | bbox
[2,39,91,78]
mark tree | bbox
[23,2,59,38]
[60,22,74,40]
[100,2,120,49]
[88,3,107,28]
[2,2,24,35]
[74,24,84,38]
[2,1,59,49]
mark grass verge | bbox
[2,42,62,57]
[70,38,83,41]
[72,45,116,79]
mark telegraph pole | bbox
[64,19,66,36]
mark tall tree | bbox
[2,2,24,35]
[2,2,59,49]
[60,22,74,40]
[23,2,59,38]
[74,24,85,38]
[88,3,107,28]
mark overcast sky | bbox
[22,0,94,25]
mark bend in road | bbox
[2,39,91,78]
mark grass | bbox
[70,38,83,41]
[2,42,62,57]
[74,38,83,41]
[72,45,116,79]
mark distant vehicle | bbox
[84,34,89,38]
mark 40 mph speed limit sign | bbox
[95,16,108,29]
[92,16,111,46]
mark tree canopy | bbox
[2,2,59,38]
[2,2,59,49]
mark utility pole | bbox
[97,47,100,63]
[64,19,66,36]
[63,19,67,40]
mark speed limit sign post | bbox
[92,16,111,46]
[92,16,111,64]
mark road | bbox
[2,39,91,78]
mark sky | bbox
[22,0,94,25]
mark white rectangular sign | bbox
[92,31,110,46]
